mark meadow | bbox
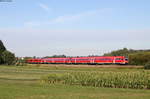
[0,64,150,99]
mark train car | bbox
[89,56,127,65]
[43,58,70,64]
[114,56,128,64]
[26,56,128,65]
[27,58,42,64]
[93,56,114,64]
[70,57,91,64]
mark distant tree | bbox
[23,57,32,61]
[2,50,15,65]
[33,56,36,59]
[88,55,99,57]
[103,48,149,58]
[44,54,66,58]
[103,48,129,57]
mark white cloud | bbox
[52,8,112,23]
[22,8,112,27]
[39,3,50,12]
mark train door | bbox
[114,57,125,64]
[90,58,95,64]
[113,57,116,64]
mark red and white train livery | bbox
[27,56,128,65]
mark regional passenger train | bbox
[27,56,128,65]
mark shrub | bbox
[129,52,150,65]
[144,62,150,69]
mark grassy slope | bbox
[0,65,150,99]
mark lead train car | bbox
[27,56,128,65]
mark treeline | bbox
[44,55,99,58]
[0,40,15,65]
[44,54,67,58]
[104,48,150,65]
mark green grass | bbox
[0,65,150,99]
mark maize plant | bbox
[41,71,150,89]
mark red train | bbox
[27,56,128,65]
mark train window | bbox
[105,58,112,61]
[60,59,64,60]
[115,58,123,60]
[53,59,64,61]
[71,59,75,61]
[65,59,69,61]
[80,59,88,61]
[95,58,103,60]
[45,59,53,61]
[76,59,81,61]
[95,58,112,61]
[76,59,87,61]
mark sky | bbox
[0,0,150,57]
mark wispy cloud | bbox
[52,8,112,23]
[52,15,81,23]
[23,8,112,27]
[39,3,50,12]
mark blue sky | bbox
[0,0,150,57]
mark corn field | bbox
[41,71,150,89]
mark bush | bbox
[144,62,150,69]
[129,52,150,65]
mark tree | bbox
[103,48,129,57]
[0,40,16,65]
[0,40,6,52]
[44,54,67,58]
[0,40,6,64]
[129,52,150,65]
[2,50,15,65]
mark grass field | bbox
[0,64,150,99]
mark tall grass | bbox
[42,71,150,89]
